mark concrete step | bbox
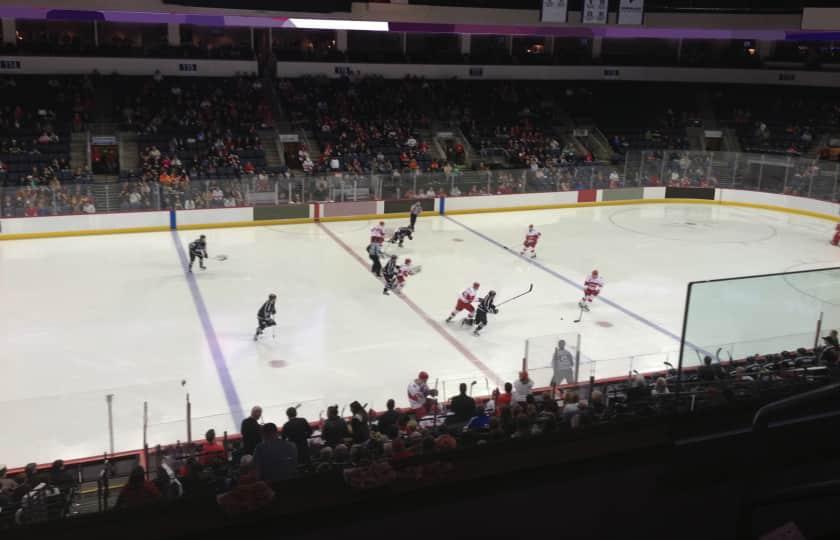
[257,129,283,168]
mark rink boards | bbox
[0,187,838,240]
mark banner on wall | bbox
[540,0,568,23]
[582,0,608,24]
[618,0,645,25]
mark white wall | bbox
[0,56,258,76]
[0,211,169,235]
[276,61,840,87]
[176,207,253,226]
[2,191,836,238]
[643,187,667,199]
[719,189,840,218]
[445,191,579,212]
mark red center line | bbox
[317,222,503,387]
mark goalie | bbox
[466,290,498,337]
[389,226,414,247]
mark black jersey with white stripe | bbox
[477,295,496,313]
[258,299,276,319]
[395,227,413,239]
[383,259,398,277]
[189,238,207,255]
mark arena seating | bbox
[0,339,836,531]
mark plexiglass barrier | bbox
[679,267,840,372]
[3,149,837,218]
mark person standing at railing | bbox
[282,407,313,466]
[240,406,263,456]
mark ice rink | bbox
[2,202,839,466]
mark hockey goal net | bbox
[523,333,582,390]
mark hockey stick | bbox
[213,255,228,261]
[496,284,534,307]
[573,305,585,324]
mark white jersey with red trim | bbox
[584,274,604,292]
[459,287,478,304]
[407,381,429,409]
[370,224,385,240]
[525,228,541,243]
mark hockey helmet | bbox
[404,258,412,264]
[592,269,599,276]
[418,371,429,381]
[488,290,496,296]
[390,254,398,259]
[200,234,206,239]
[473,282,480,289]
[269,293,277,300]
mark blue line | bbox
[445,215,707,356]
[171,230,243,427]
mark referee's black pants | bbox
[370,255,382,276]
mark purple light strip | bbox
[0,5,831,41]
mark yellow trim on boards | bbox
[177,217,314,231]
[2,197,837,241]
[0,225,170,241]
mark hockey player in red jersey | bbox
[446,282,480,324]
[394,258,415,294]
[578,270,604,312]
[370,221,386,244]
[520,225,541,258]
[831,223,840,246]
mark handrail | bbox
[752,382,840,431]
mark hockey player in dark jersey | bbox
[382,254,399,295]
[388,226,414,247]
[254,293,277,341]
[471,290,498,336]
[188,235,208,272]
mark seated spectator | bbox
[199,429,226,467]
[562,391,582,426]
[651,377,670,396]
[254,423,298,483]
[626,374,650,401]
[322,405,350,447]
[13,463,41,500]
[374,399,399,438]
[448,383,477,424]
[315,446,335,474]
[513,370,534,404]
[115,466,160,509]
[734,367,755,383]
[698,355,728,382]
[511,414,532,439]
[48,460,76,493]
[389,438,413,463]
[0,464,19,505]
[465,406,491,432]
[496,382,514,413]
[349,401,370,445]
[217,455,275,515]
